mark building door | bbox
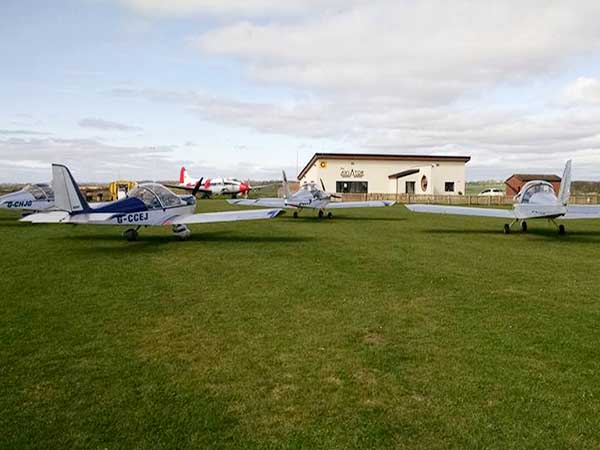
[405,181,415,194]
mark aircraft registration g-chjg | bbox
[406,160,600,234]
[166,167,273,198]
[21,164,283,241]
[0,183,55,212]
[228,171,395,219]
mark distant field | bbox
[465,181,506,196]
[2,203,600,449]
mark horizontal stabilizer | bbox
[406,204,514,218]
[20,211,70,223]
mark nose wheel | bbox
[123,227,140,242]
[521,221,528,232]
[172,224,191,240]
[558,224,566,235]
[293,211,298,219]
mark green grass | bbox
[1,202,600,450]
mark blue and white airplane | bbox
[0,183,55,212]
[22,164,283,241]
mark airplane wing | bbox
[327,200,396,209]
[164,184,212,194]
[562,205,600,220]
[406,204,515,218]
[166,208,283,225]
[227,198,287,208]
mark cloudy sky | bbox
[2,0,600,182]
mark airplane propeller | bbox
[320,178,342,199]
[191,177,204,197]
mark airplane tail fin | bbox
[52,164,91,213]
[558,160,572,205]
[282,170,290,199]
[180,167,195,185]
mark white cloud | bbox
[116,0,358,17]
[196,1,600,104]
[562,77,600,105]
[79,117,142,131]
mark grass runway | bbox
[1,201,600,449]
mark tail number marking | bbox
[5,201,33,208]
[117,212,149,224]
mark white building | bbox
[297,153,471,195]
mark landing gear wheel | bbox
[318,210,324,219]
[503,224,511,234]
[172,224,191,241]
[521,221,528,233]
[293,211,298,219]
[124,228,138,242]
[327,212,333,219]
[558,224,566,235]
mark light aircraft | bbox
[406,160,600,234]
[21,164,283,241]
[167,167,273,198]
[0,184,55,212]
[228,171,395,219]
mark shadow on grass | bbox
[51,230,312,252]
[283,216,405,223]
[421,228,600,241]
[0,221,28,228]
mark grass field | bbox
[2,202,600,450]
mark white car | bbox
[478,188,504,197]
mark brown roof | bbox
[506,174,561,183]
[298,153,471,179]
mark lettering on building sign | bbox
[340,168,364,178]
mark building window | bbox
[445,182,455,192]
[420,175,428,192]
[336,181,368,193]
[405,181,415,194]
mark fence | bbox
[338,193,600,205]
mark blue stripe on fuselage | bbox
[91,197,148,213]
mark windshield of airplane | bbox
[25,184,54,200]
[129,183,181,209]
[301,182,319,193]
[520,182,555,204]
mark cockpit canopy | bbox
[129,183,183,209]
[516,181,557,204]
[301,181,319,193]
[25,183,54,201]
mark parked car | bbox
[478,188,504,197]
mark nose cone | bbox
[240,182,250,194]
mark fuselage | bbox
[0,184,55,211]
[513,180,566,219]
[64,183,196,226]
[284,183,330,209]
[180,177,250,196]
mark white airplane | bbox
[166,167,273,198]
[228,171,395,219]
[22,164,283,241]
[0,183,55,212]
[406,160,600,234]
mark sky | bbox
[1,0,600,182]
